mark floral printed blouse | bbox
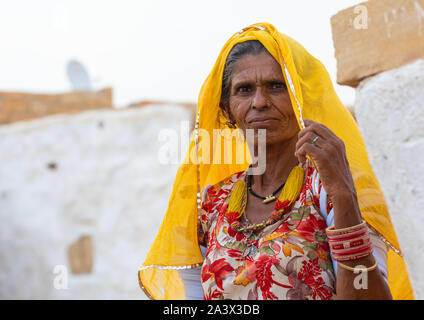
[198,164,337,300]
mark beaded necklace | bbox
[226,165,305,233]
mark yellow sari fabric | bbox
[138,22,414,300]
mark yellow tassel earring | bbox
[227,180,246,218]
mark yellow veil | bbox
[138,22,414,300]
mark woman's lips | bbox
[247,118,279,127]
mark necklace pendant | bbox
[262,195,276,204]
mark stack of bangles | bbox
[325,220,378,272]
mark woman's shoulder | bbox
[201,170,247,204]
[199,170,247,240]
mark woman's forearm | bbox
[331,192,393,300]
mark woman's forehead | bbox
[231,53,285,84]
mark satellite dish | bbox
[66,60,92,92]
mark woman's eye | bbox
[236,85,251,93]
[270,82,285,90]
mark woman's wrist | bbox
[331,191,362,229]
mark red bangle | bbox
[332,248,373,262]
[331,242,372,256]
[330,236,370,251]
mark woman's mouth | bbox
[247,117,279,127]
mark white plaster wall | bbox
[355,59,424,299]
[0,104,192,299]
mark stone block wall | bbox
[0,104,192,299]
[332,0,424,299]
[355,60,424,299]
[331,0,424,87]
[0,88,113,125]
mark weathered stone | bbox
[331,0,424,87]
[355,59,424,299]
[128,100,196,128]
[0,88,113,125]
[68,235,93,274]
[0,104,192,299]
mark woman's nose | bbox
[252,88,268,110]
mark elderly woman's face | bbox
[228,52,299,146]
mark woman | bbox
[139,23,413,300]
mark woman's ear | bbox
[218,103,235,128]
[226,120,237,129]
[220,103,237,128]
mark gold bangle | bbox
[337,255,378,273]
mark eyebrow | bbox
[232,78,286,87]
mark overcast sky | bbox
[0,0,362,107]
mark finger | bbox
[300,120,345,151]
[295,139,324,164]
[294,145,307,164]
[296,131,323,152]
